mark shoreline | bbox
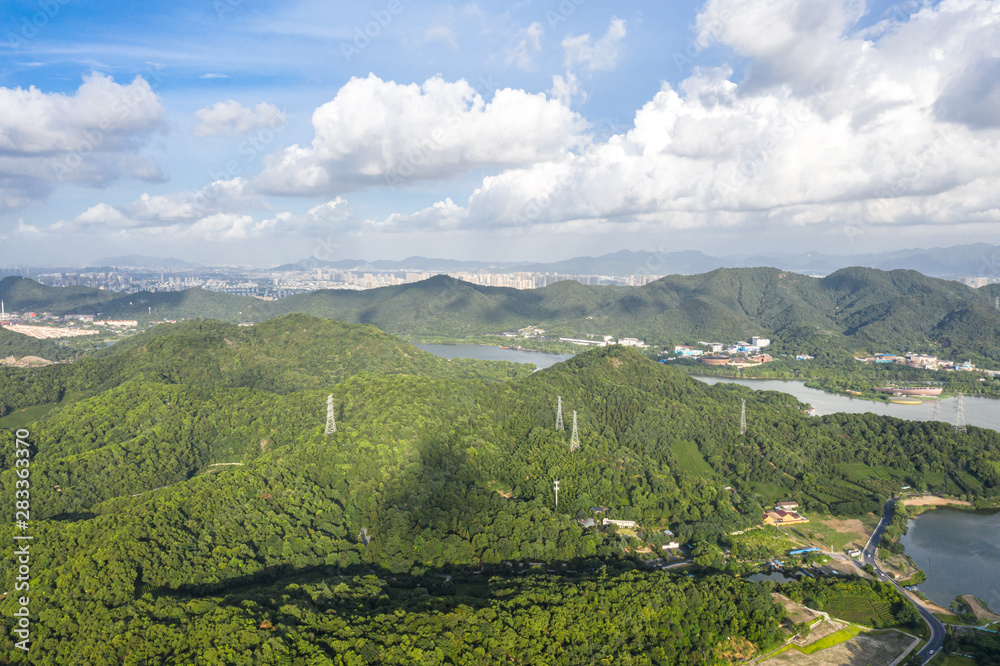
[888,496,1000,612]
[412,340,579,357]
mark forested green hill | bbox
[5,266,1000,366]
[1,316,998,662]
[0,277,119,313]
[0,327,74,362]
[0,315,531,416]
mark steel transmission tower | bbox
[740,399,747,436]
[570,411,580,451]
[554,479,560,508]
[325,394,337,435]
[932,400,940,422]
[954,392,966,434]
[555,396,564,431]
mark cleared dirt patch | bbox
[800,618,848,645]
[902,495,972,507]
[961,595,1000,622]
[763,629,915,666]
[772,593,824,625]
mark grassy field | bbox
[822,592,896,627]
[749,482,794,506]
[782,515,876,553]
[798,625,863,654]
[733,526,801,555]
[764,629,915,665]
[671,439,713,478]
[0,403,57,429]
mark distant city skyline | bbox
[2,1,1000,265]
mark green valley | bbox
[1,314,999,662]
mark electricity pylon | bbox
[555,395,564,431]
[554,479,560,508]
[570,411,580,451]
[740,399,747,436]
[325,394,337,435]
[954,392,966,434]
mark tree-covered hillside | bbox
[5,266,1000,366]
[1,316,999,661]
[0,315,531,417]
[0,277,120,314]
[0,327,75,363]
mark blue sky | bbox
[1,0,997,266]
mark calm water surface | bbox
[414,344,575,370]
[898,509,1000,608]
[745,571,800,584]
[695,376,1000,433]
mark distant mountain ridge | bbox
[276,243,1000,279]
[6,265,1000,367]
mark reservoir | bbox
[414,343,575,370]
[898,509,1000,609]
[695,376,1000,433]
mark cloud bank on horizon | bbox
[1,0,999,265]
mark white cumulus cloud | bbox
[54,179,352,241]
[0,73,166,211]
[507,22,544,69]
[368,0,1000,240]
[562,17,627,72]
[255,74,588,196]
[194,100,287,137]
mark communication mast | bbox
[555,395,564,431]
[570,411,580,451]
[954,392,966,434]
[325,394,337,435]
[740,399,747,436]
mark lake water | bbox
[414,344,575,370]
[695,376,1000,433]
[898,509,1000,609]
[746,571,801,584]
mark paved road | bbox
[863,498,945,664]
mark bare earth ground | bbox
[902,495,972,507]
[961,595,1000,622]
[788,516,875,553]
[772,593,824,625]
[906,590,954,616]
[799,618,848,645]
[763,630,915,666]
[825,555,867,577]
